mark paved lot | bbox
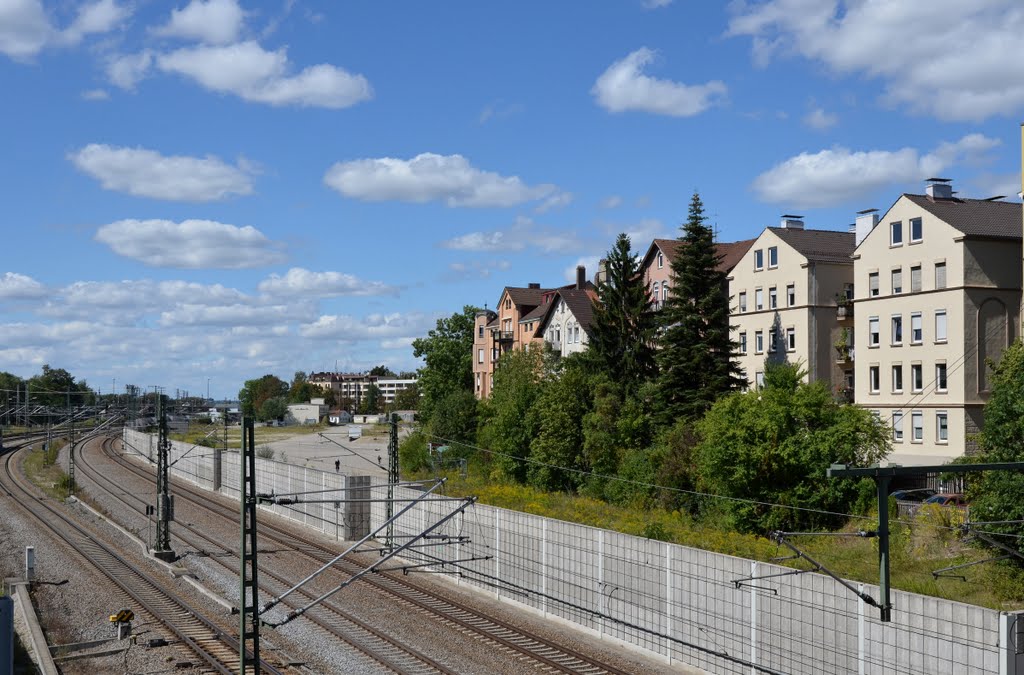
[263,425,395,478]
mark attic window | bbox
[657,252,664,268]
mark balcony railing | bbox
[495,331,514,342]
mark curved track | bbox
[78,436,456,675]
[0,438,284,675]
[88,434,634,675]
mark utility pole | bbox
[153,393,175,562]
[239,416,261,673]
[66,391,75,498]
[386,413,399,551]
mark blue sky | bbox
[1,0,1022,399]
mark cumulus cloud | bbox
[95,219,287,269]
[257,268,398,298]
[803,107,837,130]
[442,260,511,282]
[0,0,128,59]
[324,153,558,208]
[534,192,574,214]
[728,0,1024,121]
[106,51,154,89]
[160,302,317,327]
[81,88,109,100]
[69,144,255,202]
[752,134,1001,208]
[592,47,727,117]
[300,312,435,341]
[0,272,47,299]
[440,216,582,254]
[157,40,372,108]
[153,0,245,44]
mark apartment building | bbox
[853,180,1022,465]
[472,283,551,399]
[641,238,754,310]
[308,372,417,407]
[535,266,598,358]
[728,218,855,390]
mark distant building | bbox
[287,399,328,425]
[535,266,598,358]
[308,372,417,407]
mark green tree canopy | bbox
[239,374,288,418]
[528,358,593,491]
[588,233,657,394]
[359,383,382,414]
[28,365,90,407]
[412,305,479,425]
[369,364,397,377]
[258,396,288,422]
[656,193,744,423]
[478,348,543,483]
[288,371,317,403]
[392,383,420,411]
[694,364,888,533]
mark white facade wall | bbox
[542,297,589,357]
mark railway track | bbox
[90,434,635,675]
[0,438,284,675]
[78,436,456,675]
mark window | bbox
[911,313,923,344]
[476,373,481,390]
[869,272,879,297]
[911,364,923,392]
[739,292,747,313]
[910,217,923,243]
[652,281,659,299]
[911,412,923,442]
[754,249,764,270]
[892,365,903,393]
[739,332,747,354]
[755,331,764,354]
[935,310,947,342]
[891,268,903,294]
[755,371,765,389]
[478,348,484,364]
[768,246,778,268]
[911,265,922,293]
[505,298,511,309]
[935,262,947,289]
[869,317,880,347]
[892,411,904,441]
[768,329,778,353]
[478,325,484,338]
[936,363,948,392]
[786,327,796,351]
[755,289,764,310]
[890,221,903,246]
[769,286,778,309]
[891,315,903,345]
[787,284,795,306]
[869,366,880,393]
[657,252,664,269]
[662,284,668,301]
[936,412,948,443]
[555,328,560,343]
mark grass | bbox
[426,469,1024,611]
[21,440,73,500]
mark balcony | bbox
[836,298,854,322]
[834,386,855,404]
[495,331,514,342]
[835,345,854,366]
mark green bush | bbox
[399,430,431,475]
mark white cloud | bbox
[534,192,574,214]
[324,153,558,208]
[153,0,245,45]
[0,272,47,299]
[258,268,398,298]
[440,215,582,255]
[157,40,372,108]
[752,134,1001,208]
[442,260,511,282]
[592,47,727,117]
[106,51,154,89]
[968,172,1023,200]
[69,144,256,202]
[642,0,673,7]
[0,0,128,59]
[160,302,317,327]
[300,312,434,341]
[803,107,837,130]
[81,88,109,100]
[600,195,623,209]
[563,256,601,284]
[95,219,287,269]
[728,0,1024,121]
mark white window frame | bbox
[910,217,923,243]
[769,286,778,309]
[755,371,765,389]
[739,331,747,354]
[890,221,903,246]
[755,288,764,311]
[891,268,903,295]
[910,265,922,293]
[911,411,924,442]
[754,249,764,271]
[935,363,948,392]
[478,348,484,364]
[935,262,947,289]
[936,411,948,443]
[768,246,778,269]
[786,327,796,352]
[662,284,668,301]
[911,363,923,393]
[891,314,903,346]
[892,411,904,442]
[869,366,880,393]
[768,329,778,353]
[755,331,764,354]
[910,313,923,344]
[869,272,879,297]
[892,364,903,393]
[868,317,880,347]
[787,284,795,306]
[739,292,747,313]
[657,252,664,269]
[935,310,947,343]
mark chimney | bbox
[925,178,953,200]
[855,208,879,246]
[528,282,540,289]
[595,258,607,285]
[780,214,804,229]
[575,265,585,290]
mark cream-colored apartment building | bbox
[729,218,855,391]
[472,283,550,399]
[853,181,1021,465]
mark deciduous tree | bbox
[412,306,479,425]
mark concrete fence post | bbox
[598,529,605,639]
[494,509,501,600]
[1000,611,1024,675]
[750,561,757,673]
[858,582,866,675]
[665,543,673,664]
[542,519,548,616]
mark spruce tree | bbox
[655,192,744,422]
[588,233,657,393]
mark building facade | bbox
[308,372,417,407]
[472,283,550,399]
[853,182,1022,465]
[728,219,855,390]
[640,238,754,310]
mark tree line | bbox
[408,193,890,533]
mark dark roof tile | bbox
[767,228,855,264]
[903,194,1022,240]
